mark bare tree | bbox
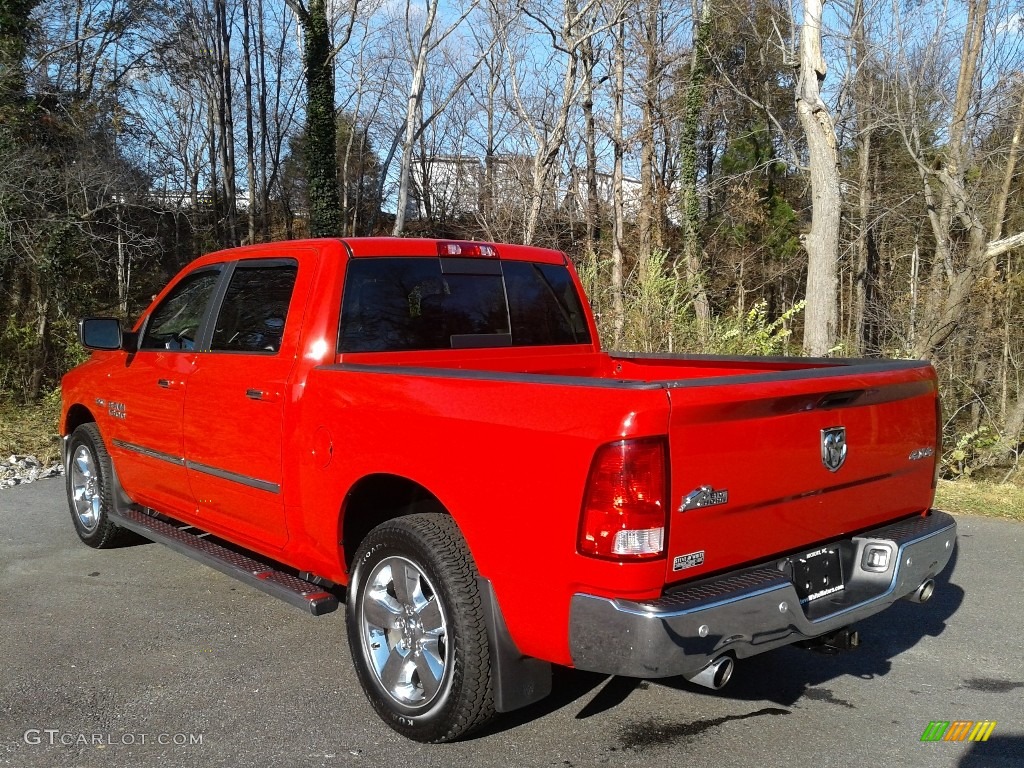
[678,0,712,329]
[506,0,601,244]
[848,0,879,354]
[796,0,841,356]
[610,5,626,343]
[579,29,601,268]
[390,0,485,235]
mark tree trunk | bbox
[257,0,271,241]
[912,0,990,358]
[637,0,659,265]
[392,1,435,237]
[610,13,626,346]
[341,60,368,236]
[969,83,1024,429]
[214,0,238,246]
[851,0,878,355]
[293,0,341,237]
[797,0,841,357]
[581,34,600,269]
[523,0,580,244]
[391,0,483,235]
[241,0,258,244]
[206,102,221,245]
[679,0,712,332]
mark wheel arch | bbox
[339,473,448,573]
[63,403,97,437]
[62,407,133,515]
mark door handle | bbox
[157,379,182,390]
[246,388,279,402]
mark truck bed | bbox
[338,346,927,386]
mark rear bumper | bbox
[568,509,956,679]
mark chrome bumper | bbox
[568,510,956,679]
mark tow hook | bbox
[797,626,861,655]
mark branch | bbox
[412,37,500,142]
[330,0,363,61]
[283,0,309,26]
[712,62,803,172]
[985,230,1024,260]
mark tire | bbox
[66,423,126,549]
[346,513,495,742]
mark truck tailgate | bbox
[664,362,939,583]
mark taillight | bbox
[578,438,668,560]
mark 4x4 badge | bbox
[821,427,847,472]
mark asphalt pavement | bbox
[1,478,1021,768]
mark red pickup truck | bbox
[61,237,956,742]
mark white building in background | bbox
[405,154,649,224]
[564,171,644,221]
[406,155,483,222]
[148,190,254,212]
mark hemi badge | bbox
[679,486,728,513]
[909,447,934,461]
[673,550,705,571]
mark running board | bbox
[110,507,339,616]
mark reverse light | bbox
[578,438,668,560]
[861,544,891,572]
[437,240,499,258]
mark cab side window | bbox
[140,268,221,351]
[210,260,298,354]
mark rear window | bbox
[339,257,591,352]
[210,260,298,354]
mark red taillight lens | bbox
[578,438,668,560]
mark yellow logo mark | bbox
[968,721,997,742]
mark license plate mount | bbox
[791,546,844,603]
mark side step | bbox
[110,507,340,616]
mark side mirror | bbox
[79,318,134,351]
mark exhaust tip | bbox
[917,579,935,603]
[688,656,734,690]
[905,578,935,603]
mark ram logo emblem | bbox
[821,427,847,472]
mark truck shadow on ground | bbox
[477,542,964,738]
[958,736,1024,767]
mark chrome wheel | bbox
[359,555,450,710]
[70,444,101,533]
[347,514,495,741]
[65,423,126,549]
